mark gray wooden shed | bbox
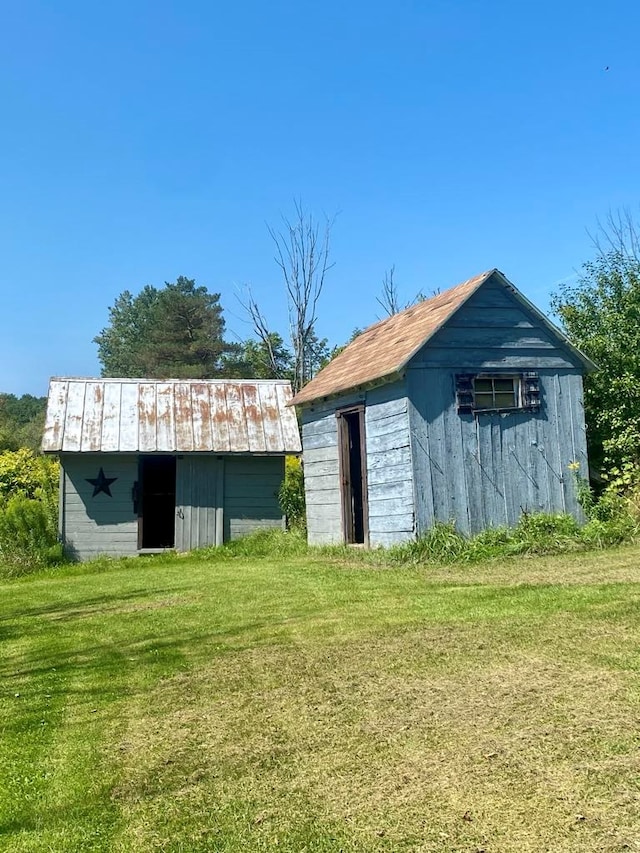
[42,378,301,560]
[290,269,596,547]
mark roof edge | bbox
[489,270,598,372]
[394,268,497,374]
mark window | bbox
[473,375,520,410]
[455,372,540,413]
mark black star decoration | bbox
[86,468,117,498]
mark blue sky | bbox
[1,0,639,396]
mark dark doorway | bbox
[338,408,368,545]
[139,456,176,548]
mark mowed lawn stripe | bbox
[1,549,639,852]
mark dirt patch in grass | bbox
[109,620,640,853]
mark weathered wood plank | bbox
[367,445,411,470]
[431,327,557,349]
[303,430,338,450]
[366,430,411,454]
[448,307,535,328]
[368,480,413,501]
[302,473,339,492]
[411,350,578,369]
[365,397,408,422]
[303,458,339,477]
[368,512,414,533]
[370,530,415,547]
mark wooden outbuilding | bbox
[290,269,596,547]
[42,378,301,560]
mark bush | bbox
[0,491,63,576]
[0,448,59,501]
[0,449,62,576]
[278,456,306,529]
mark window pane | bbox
[495,393,516,408]
[474,393,495,409]
[494,378,515,392]
[474,379,493,393]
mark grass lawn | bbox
[1,544,639,852]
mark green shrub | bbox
[278,456,306,529]
[0,448,59,501]
[0,491,63,576]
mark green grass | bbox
[1,543,639,852]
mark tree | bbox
[221,332,294,380]
[551,210,640,478]
[241,201,335,393]
[95,277,238,379]
[376,265,426,317]
[0,394,47,453]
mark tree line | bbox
[5,201,640,486]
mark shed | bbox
[290,269,596,547]
[42,378,301,560]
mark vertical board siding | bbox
[408,368,588,535]
[223,456,285,540]
[61,454,138,560]
[175,456,221,551]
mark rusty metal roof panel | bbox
[42,379,302,454]
[291,270,495,405]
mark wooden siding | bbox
[223,456,285,540]
[60,455,138,560]
[302,392,361,545]
[412,282,584,370]
[407,368,588,535]
[175,456,223,551]
[364,383,415,547]
[301,385,415,547]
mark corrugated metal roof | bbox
[42,379,302,454]
[291,270,494,405]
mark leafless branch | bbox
[589,207,640,263]
[267,199,336,391]
[376,265,428,317]
[236,285,283,378]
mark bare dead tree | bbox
[376,265,427,317]
[268,200,335,392]
[590,207,640,263]
[235,285,286,378]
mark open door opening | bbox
[338,408,368,545]
[139,456,176,549]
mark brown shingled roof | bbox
[291,269,496,406]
